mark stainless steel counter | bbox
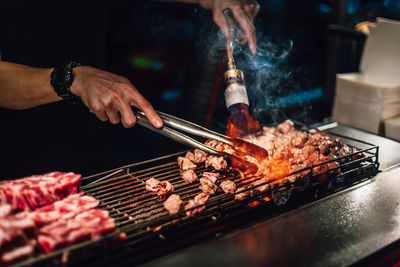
[141,124,400,267]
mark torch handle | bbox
[223,8,236,70]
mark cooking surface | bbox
[142,124,400,267]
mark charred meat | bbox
[163,194,183,215]
[202,172,220,183]
[199,178,218,195]
[178,157,197,173]
[205,156,227,171]
[157,181,174,197]
[253,179,270,193]
[181,169,198,183]
[220,180,236,194]
[235,186,254,201]
[185,193,209,216]
[145,178,160,192]
[145,178,174,197]
[194,149,208,164]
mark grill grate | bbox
[13,132,380,266]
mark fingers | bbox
[105,108,120,125]
[117,101,137,128]
[128,88,163,129]
[213,9,229,38]
[231,5,257,54]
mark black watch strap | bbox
[50,61,81,104]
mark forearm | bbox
[0,61,60,110]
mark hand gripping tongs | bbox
[134,110,269,174]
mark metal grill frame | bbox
[13,130,379,266]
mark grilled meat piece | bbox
[184,200,198,217]
[178,157,197,173]
[163,194,183,215]
[145,178,160,192]
[253,179,269,193]
[235,186,253,200]
[185,193,209,216]
[146,178,174,197]
[182,169,198,183]
[199,178,218,195]
[277,119,295,134]
[194,149,208,164]
[220,180,236,194]
[185,151,196,162]
[205,156,227,171]
[157,181,174,197]
[202,172,219,183]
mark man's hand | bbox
[71,66,163,129]
[199,0,260,54]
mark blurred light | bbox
[272,87,324,106]
[317,3,331,14]
[161,89,181,102]
[132,57,164,70]
[348,0,361,14]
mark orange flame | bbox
[226,106,260,138]
[225,109,291,181]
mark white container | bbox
[332,18,400,134]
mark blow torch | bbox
[222,8,259,137]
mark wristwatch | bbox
[50,61,81,104]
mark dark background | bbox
[0,0,399,178]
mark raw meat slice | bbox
[0,172,81,213]
[37,209,115,253]
[24,193,99,225]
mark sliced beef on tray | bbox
[0,172,81,213]
[37,209,116,253]
[0,215,36,263]
[0,204,12,218]
[24,193,99,225]
[163,194,183,215]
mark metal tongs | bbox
[134,110,269,174]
